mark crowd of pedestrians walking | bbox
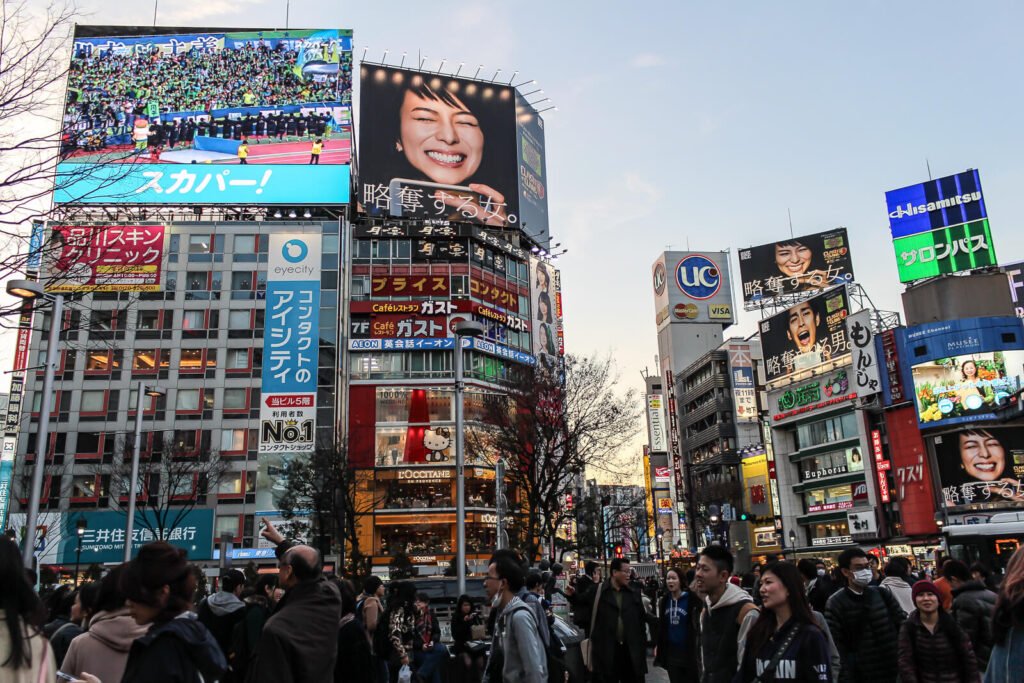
[2,528,1024,683]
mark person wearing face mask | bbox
[824,548,907,683]
[798,560,838,614]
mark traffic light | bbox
[614,544,624,558]
[739,512,749,522]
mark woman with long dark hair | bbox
[0,537,55,682]
[897,580,979,683]
[654,567,701,683]
[75,542,226,683]
[986,546,1024,682]
[738,561,832,683]
[451,594,486,683]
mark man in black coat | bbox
[248,518,342,683]
[567,560,601,634]
[588,557,657,683]
[944,559,997,668]
[825,547,906,683]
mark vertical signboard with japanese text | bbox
[259,234,322,456]
[845,309,880,397]
[727,343,758,421]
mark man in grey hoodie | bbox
[694,546,759,683]
[484,552,547,683]
[197,567,247,671]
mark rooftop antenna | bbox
[153,0,158,26]
[285,0,290,29]
[788,208,794,238]
[926,158,933,180]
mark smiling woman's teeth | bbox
[427,151,464,164]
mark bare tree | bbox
[102,436,229,542]
[468,354,642,563]
[275,443,384,575]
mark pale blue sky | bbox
[14,0,1024,470]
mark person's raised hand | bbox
[260,517,285,546]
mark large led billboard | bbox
[900,316,1024,429]
[358,65,527,231]
[758,286,851,384]
[56,26,352,204]
[651,251,735,328]
[737,228,855,304]
[1005,261,1024,318]
[893,219,997,283]
[934,426,1024,508]
[886,169,987,238]
[885,170,995,283]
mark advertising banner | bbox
[741,451,772,518]
[515,93,550,245]
[530,258,560,376]
[727,343,758,422]
[893,218,997,283]
[933,426,1024,508]
[0,438,14,531]
[55,163,350,205]
[901,316,1024,428]
[759,286,851,384]
[885,169,987,239]
[58,26,352,204]
[738,228,855,303]
[259,233,321,455]
[8,509,213,564]
[358,65,520,227]
[348,336,536,365]
[847,510,878,536]
[647,394,668,453]
[654,466,671,483]
[886,405,939,536]
[845,309,881,397]
[651,251,735,328]
[350,314,448,339]
[46,225,164,292]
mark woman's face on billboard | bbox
[399,88,484,186]
[959,430,1006,481]
[775,243,812,277]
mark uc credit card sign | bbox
[54,163,350,205]
[885,169,987,239]
[259,234,321,454]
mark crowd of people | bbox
[3,529,1024,683]
[66,40,349,125]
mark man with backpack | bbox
[484,550,547,683]
[694,546,759,683]
[197,568,247,679]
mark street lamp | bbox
[453,319,485,596]
[75,517,87,587]
[788,529,798,558]
[124,382,165,562]
[6,279,63,569]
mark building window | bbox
[220,429,246,453]
[218,472,243,495]
[180,350,204,371]
[234,235,257,253]
[80,390,106,413]
[226,349,250,370]
[176,390,201,412]
[85,351,113,371]
[72,475,97,498]
[228,310,251,330]
[182,310,206,330]
[137,310,160,330]
[188,235,212,253]
[223,388,249,410]
[215,515,239,537]
[133,349,169,371]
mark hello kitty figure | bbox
[423,427,451,463]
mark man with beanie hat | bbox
[197,567,247,675]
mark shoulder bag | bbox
[750,623,802,683]
[579,580,605,672]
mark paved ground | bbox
[646,655,669,682]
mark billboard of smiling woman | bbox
[357,65,520,228]
[934,426,1024,508]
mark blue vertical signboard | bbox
[259,233,321,455]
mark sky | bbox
[5,0,1024,480]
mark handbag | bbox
[579,580,605,672]
[471,623,487,640]
[750,623,802,683]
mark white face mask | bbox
[852,568,873,586]
[817,569,826,577]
